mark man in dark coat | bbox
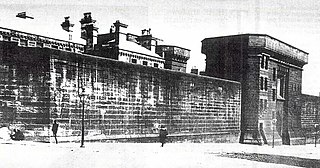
[52,120,59,144]
[10,129,25,140]
[159,125,168,147]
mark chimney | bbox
[139,28,158,52]
[80,12,98,52]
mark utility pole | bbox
[315,124,318,147]
[79,87,88,148]
[272,118,277,148]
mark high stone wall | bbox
[0,41,241,143]
[0,41,51,141]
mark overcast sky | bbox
[0,0,319,96]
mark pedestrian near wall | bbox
[159,125,168,147]
[10,129,25,141]
[52,120,59,144]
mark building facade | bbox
[93,20,190,72]
[93,20,165,69]
[202,34,309,145]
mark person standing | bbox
[159,125,168,147]
[52,120,59,144]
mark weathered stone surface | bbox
[202,34,309,145]
[0,41,241,143]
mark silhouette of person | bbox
[159,125,168,147]
[52,120,59,144]
[10,129,25,141]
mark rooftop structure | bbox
[155,45,190,72]
[0,27,84,53]
[94,20,165,69]
[93,20,190,71]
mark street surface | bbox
[1,141,320,168]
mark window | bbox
[154,63,158,68]
[143,61,148,66]
[260,76,268,91]
[260,99,268,112]
[260,99,264,111]
[51,45,58,49]
[273,68,277,81]
[277,77,285,98]
[19,40,27,47]
[260,77,264,90]
[265,56,269,69]
[28,41,36,47]
[261,56,265,69]
[11,37,20,43]
[272,89,276,101]
[260,55,269,70]
[264,77,268,91]
[132,59,137,64]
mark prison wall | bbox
[300,94,320,144]
[0,41,241,143]
[301,94,320,129]
[0,41,51,141]
[50,49,241,143]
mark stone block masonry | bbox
[0,41,241,143]
[202,34,309,145]
[301,94,320,129]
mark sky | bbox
[0,0,319,96]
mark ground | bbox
[1,141,320,168]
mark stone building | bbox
[93,20,190,72]
[202,34,309,145]
[93,20,165,69]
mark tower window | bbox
[264,77,268,91]
[260,77,264,90]
[273,68,277,81]
[260,55,269,70]
[272,89,276,101]
[264,99,268,110]
[261,56,264,69]
[260,76,268,91]
[132,59,137,64]
[277,77,285,98]
[265,56,269,70]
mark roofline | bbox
[119,48,164,61]
[0,26,85,46]
[49,45,240,85]
[202,33,308,55]
[156,45,191,51]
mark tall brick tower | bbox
[201,34,308,145]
